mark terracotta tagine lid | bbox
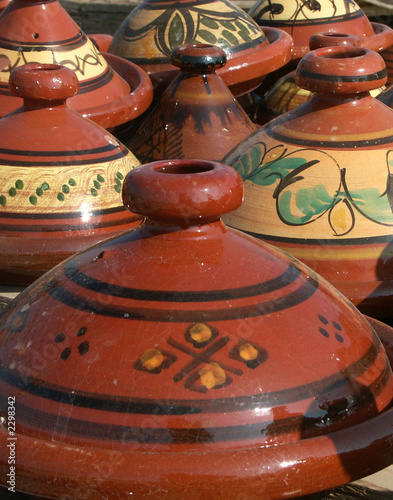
[108,0,293,96]
[256,32,385,124]
[126,43,257,163]
[0,63,142,285]
[1,159,393,499]
[222,45,393,318]
[0,0,154,129]
[248,0,393,60]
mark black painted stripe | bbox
[265,124,393,148]
[0,333,381,416]
[138,0,217,9]
[0,150,126,167]
[62,260,301,302]
[44,270,318,321]
[246,230,393,246]
[256,9,364,27]
[0,205,126,220]
[0,31,85,49]
[77,66,114,95]
[297,68,386,83]
[0,336,386,443]
[0,143,120,158]
[0,209,132,232]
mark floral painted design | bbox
[231,142,393,236]
[112,0,263,62]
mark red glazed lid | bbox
[249,0,393,59]
[0,160,393,498]
[0,63,142,284]
[108,0,293,96]
[126,43,257,163]
[0,0,153,129]
[223,46,393,317]
[256,31,368,124]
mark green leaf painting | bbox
[346,187,393,225]
[278,184,335,224]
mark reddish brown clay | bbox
[256,32,384,124]
[108,0,293,96]
[0,63,142,285]
[0,160,393,498]
[223,46,393,318]
[0,0,10,13]
[0,0,153,129]
[126,43,257,163]
[249,0,393,60]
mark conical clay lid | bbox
[0,0,153,128]
[0,63,142,284]
[223,46,393,317]
[249,0,393,59]
[126,44,257,163]
[0,160,393,498]
[108,0,293,96]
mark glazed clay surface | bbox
[257,32,383,123]
[0,63,142,284]
[108,0,293,96]
[126,43,257,163]
[249,0,393,59]
[0,0,153,128]
[223,46,393,317]
[0,160,393,498]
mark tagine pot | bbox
[256,32,385,124]
[249,0,393,61]
[108,0,293,97]
[0,63,142,285]
[126,43,257,163]
[0,0,154,129]
[223,45,393,318]
[1,159,393,498]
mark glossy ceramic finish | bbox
[249,0,393,60]
[223,46,393,318]
[257,32,384,124]
[1,160,393,498]
[0,0,153,129]
[126,43,257,163]
[108,0,293,96]
[0,0,9,13]
[0,63,142,284]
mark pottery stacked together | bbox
[1,0,393,499]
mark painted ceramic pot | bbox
[126,43,257,163]
[0,63,142,285]
[256,32,384,124]
[108,0,293,96]
[0,0,153,129]
[249,0,393,60]
[1,159,393,498]
[223,45,393,318]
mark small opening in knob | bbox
[324,48,366,59]
[154,163,215,174]
[324,33,350,38]
[32,33,39,39]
